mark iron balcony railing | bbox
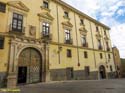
[9,24,25,34]
[64,38,73,44]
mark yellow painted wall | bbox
[0,0,115,73]
[0,37,9,72]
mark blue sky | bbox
[63,0,125,58]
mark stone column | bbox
[7,41,17,88]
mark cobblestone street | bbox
[18,79,125,93]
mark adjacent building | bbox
[0,0,116,88]
[121,59,125,78]
[112,47,121,78]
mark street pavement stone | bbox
[19,79,125,93]
[1,79,125,93]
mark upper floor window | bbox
[0,37,4,49]
[81,35,88,47]
[64,11,69,18]
[106,42,110,51]
[96,26,99,32]
[100,53,103,59]
[42,22,50,36]
[12,13,23,32]
[67,49,72,58]
[84,51,88,58]
[104,30,106,35]
[110,65,113,72]
[43,1,49,9]
[0,2,6,13]
[108,54,111,59]
[65,29,72,44]
[98,40,102,50]
[80,19,84,25]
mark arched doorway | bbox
[99,65,106,79]
[17,47,42,84]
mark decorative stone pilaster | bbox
[7,40,17,88]
[45,45,50,82]
[7,73,17,88]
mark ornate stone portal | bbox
[7,36,49,88]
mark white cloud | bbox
[111,23,125,58]
[117,9,125,16]
[63,0,125,58]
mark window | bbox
[96,26,99,32]
[0,37,4,49]
[81,35,87,47]
[65,29,72,44]
[67,49,72,57]
[100,53,103,59]
[108,54,111,59]
[0,2,6,13]
[104,30,106,35]
[106,42,110,51]
[84,51,88,58]
[80,19,84,25]
[42,22,50,36]
[85,66,90,76]
[110,65,113,72]
[64,11,69,18]
[12,13,23,32]
[43,1,49,9]
[65,29,70,40]
[98,40,102,50]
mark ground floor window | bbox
[0,37,4,49]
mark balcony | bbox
[82,42,88,48]
[98,45,103,50]
[41,33,52,40]
[9,24,25,35]
[64,39,73,45]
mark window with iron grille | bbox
[0,2,6,13]
[42,22,50,36]
[84,51,88,58]
[0,37,4,49]
[12,13,23,32]
[67,49,72,57]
